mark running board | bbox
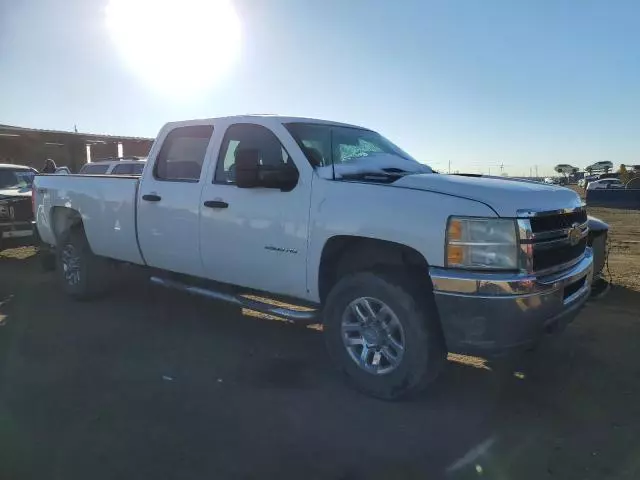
[149,276,318,323]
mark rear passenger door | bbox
[137,124,214,277]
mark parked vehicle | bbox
[78,157,146,176]
[597,172,620,180]
[0,164,37,250]
[586,161,614,172]
[580,174,599,189]
[33,115,594,398]
[586,178,624,190]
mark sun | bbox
[105,0,241,96]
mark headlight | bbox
[446,217,518,270]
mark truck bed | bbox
[34,174,145,265]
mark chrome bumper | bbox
[429,248,594,355]
[0,221,36,241]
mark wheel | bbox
[56,227,112,300]
[323,272,446,400]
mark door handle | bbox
[204,200,229,209]
[142,194,162,202]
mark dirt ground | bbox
[0,209,639,479]
[587,207,640,291]
[569,185,640,291]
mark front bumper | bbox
[0,220,36,247]
[429,248,594,356]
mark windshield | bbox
[0,168,35,189]
[285,123,431,179]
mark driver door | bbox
[199,122,312,299]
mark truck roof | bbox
[164,115,370,131]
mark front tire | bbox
[323,272,446,400]
[56,227,112,300]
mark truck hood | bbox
[392,174,582,217]
[0,187,32,200]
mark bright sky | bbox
[1,0,639,176]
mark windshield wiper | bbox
[339,168,418,182]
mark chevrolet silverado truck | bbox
[33,116,594,398]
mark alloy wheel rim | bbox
[61,244,81,286]
[341,297,405,375]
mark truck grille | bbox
[520,208,588,274]
[532,237,587,272]
[530,209,587,233]
[0,197,33,222]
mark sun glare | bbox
[105,0,241,96]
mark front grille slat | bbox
[529,210,587,234]
[533,237,587,272]
[522,208,588,273]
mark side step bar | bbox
[149,276,319,323]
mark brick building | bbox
[0,124,153,172]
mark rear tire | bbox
[38,242,56,272]
[56,227,112,300]
[323,271,446,400]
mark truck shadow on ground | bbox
[1,252,639,479]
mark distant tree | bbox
[586,166,593,174]
[554,164,578,180]
[619,164,630,184]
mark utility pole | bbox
[529,167,532,177]
[448,160,451,174]
[535,165,538,178]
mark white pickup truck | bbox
[34,115,593,398]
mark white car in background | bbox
[586,178,623,190]
[78,157,146,176]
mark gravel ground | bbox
[588,207,640,291]
[1,228,639,479]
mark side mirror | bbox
[235,148,299,191]
[235,148,262,188]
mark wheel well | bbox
[318,236,431,303]
[51,207,83,243]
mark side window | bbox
[154,125,213,182]
[214,124,295,184]
[111,163,133,175]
